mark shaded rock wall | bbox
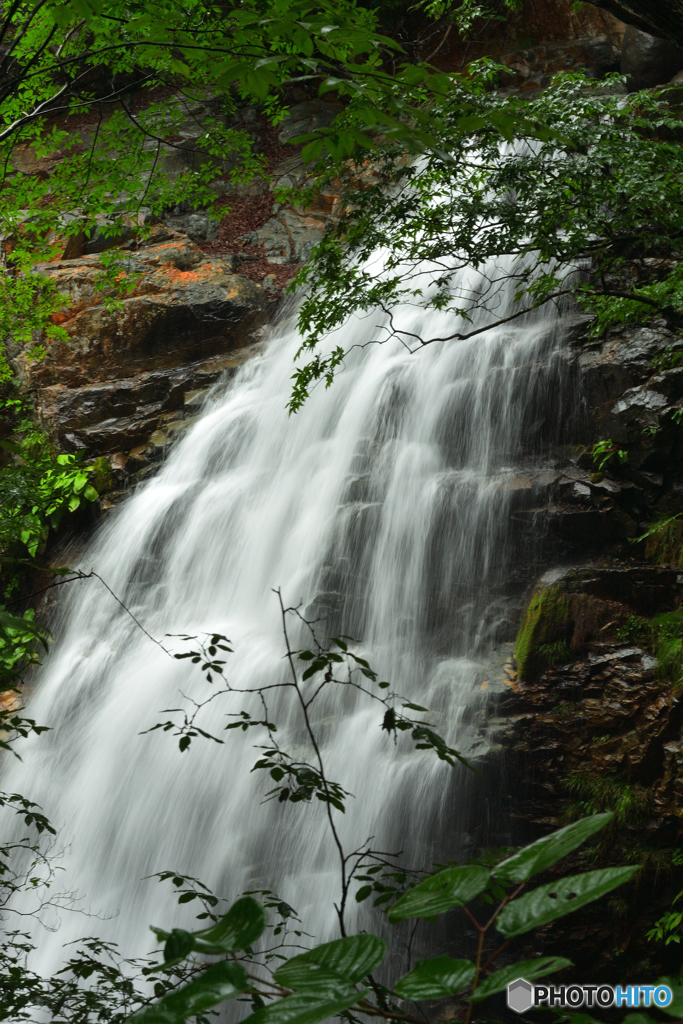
[494,315,683,977]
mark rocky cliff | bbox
[8,0,683,977]
[495,319,683,979]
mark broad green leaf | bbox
[193,896,268,952]
[129,960,248,1023]
[493,814,614,883]
[239,988,364,1024]
[394,956,475,999]
[656,978,683,1018]
[471,957,572,1001]
[163,928,194,964]
[496,866,638,938]
[273,960,353,996]
[276,935,386,985]
[388,865,489,922]
[0,611,41,633]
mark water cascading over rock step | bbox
[2,249,573,975]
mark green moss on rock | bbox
[515,583,629,681]
[515,584,571,681]
[90,456,115,495]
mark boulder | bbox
[34,345,262,456]
[620,25,683,90]
[246,208,329,264]
[160,211,220,243]
[10,228,271,388]
[514,565,681,681]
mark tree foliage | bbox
[0,588,648,1024]
[119,812,638,1024]
[289,71,683,408]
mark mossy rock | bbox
[515,583,630,681]
[90,456,115,495]
[645,518,683,569]
[515,585,571,681]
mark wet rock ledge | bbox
[499,563,683,980]
[490,314,683,981]
[7,226,274,491]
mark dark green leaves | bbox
[471,958,572,1001]
[153,896,268,960]
[273,961,356,998]
[493,813,614,883]
[388,865,489,922]
[496,867,638,937]
[275,935,386,987]
[129,960,248,1024]
[394,956,475,999]
[239,988,364,1024]
[266,935,385,1024]
[656,978,683,1018]
[192,896,268,953]
[161,929,194,964]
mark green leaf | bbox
[471,957,572,1001]
[239,988,364,1024]
[193,896,268,952]
[129,960,248,1023]
[493,814,614,883]
[275,935,386,986]
[656,978,683,1018]
[163,928,195,964]
[273,960,353,997]
[394,956,475,999]
[388,865,489,922]
[496,866,638,938]
[0,611,41,634]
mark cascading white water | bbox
[2,246,567,977]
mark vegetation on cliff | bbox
[5,0,683,1019]
[290,71,683,406]
[0,608,646,1023]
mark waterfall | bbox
[2,245,569,978]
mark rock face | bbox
[14,227,270,388]
[501,318,683,554]
[499,35,622,91]
[9,226,271,481]
[33,346,262,458]
[475,305,683,979]
[620,25,683,89]
[499,565,683,980]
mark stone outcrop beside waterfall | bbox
[6,227,272,483]
[3,100,335,492]
[493,321,683,980]
[523,319,683,547]
[498,566,683,979]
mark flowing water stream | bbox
[3,247,571,978]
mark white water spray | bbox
[3,248,567,975]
